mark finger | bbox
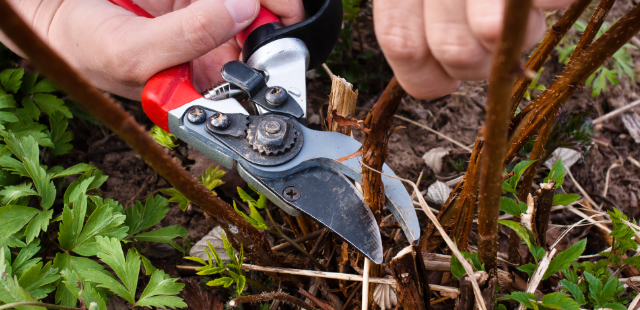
[425,0,492,81]
[260,0,305,25]
[373,0,459,99]
[466,0,546,53]
[533,0,576,10]
[96,0,258,91]
[192,41,241,92]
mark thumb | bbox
[119,0,258,75]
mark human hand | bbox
[0,0,304,100]
[373,0,576,99]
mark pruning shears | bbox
[109,0,420,263]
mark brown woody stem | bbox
[510,0,592,115]
[535,182,556,248]
[477,0,533,272]
[0,0,292,277]
[569,0,616,65]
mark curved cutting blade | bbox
[239,164,383,264]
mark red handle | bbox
[108,0,280,131]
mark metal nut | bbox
[209,112,230,129]
[264,86,288,106]
[282,186,301,201]
[187,107,206,124]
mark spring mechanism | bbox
[202,82,246,101]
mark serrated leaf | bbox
[134,225,188,253]
[52,253,107,307]
[71,204,127,256]
[136,250,157,276]
[207,277,234,288]
[32,94,71,118]
[60,269,107,310]
[0,92,16,110]
[19,74,37,95]
[92,236,138,302]
[199,165,225,191]
[0,183,38,205]
[541,292,580,310]
[136,269,186,309]
[20,97,39,121]
[160,188,190,211]
[517,263,537,278]
[22,158,55,210]
[184,256,207,266]
[18,261,60,299]
[4,133,38,163]
[125,195,169,237]
[23,209,53,244]
[237,187,256,204]
[221,233,237,266]
[600,276,619,303]
[584,271,603,305]
[150,125,178,149]
[603,302,627,310]
[506,292,537,309]
[544,159,565,188]
[233,201,268,231]
[2,122,52,148]
[560,280,586,305]
[553,194,580,206]
[11,239,42,277]
[0,206,39,237]
[0,112,18,123]
[0,68,24,94]
[544,239,586,280]
[51,163,96,179]
[236,275,245,294]
[49,112,72,156]
[31,79,58,94]
[500,197,521,217]
[450,252,466,280]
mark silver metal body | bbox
[172,38,421,262]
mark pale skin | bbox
[0,0,575,101]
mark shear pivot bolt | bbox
[283,186,301,201]
[264,121,281,134]
[265,86,288,106]
[187,107,206,124]
[209,112,230,129]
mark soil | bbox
[50,0,640,308]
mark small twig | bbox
[264,207,324,271]
[603,162,622,199]
[629,157,640,169]
[593,99,640,124]
[565,165,599,209]
[628,291,640,310]
[230,292,316,310]
[322,63,335,79]
[362,258,371,310]
[0,302,81,310]
[299,288,334,310]
[340,282,362,310]
[393,115,472,152]
[516,249,557,310]
[271,230,324,252]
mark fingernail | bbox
[225,0,257,23]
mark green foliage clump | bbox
[556,20,636,96]
[0,68,189,309]
[160,165,226,211]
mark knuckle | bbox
[376,26,428,63]
[181,9,218,55]
[429,40,487,69]
[471,16,502,45]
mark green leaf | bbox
[531,245,545,260]
[501,181,517,195]
[4,133,38,163]
[221,233,237,266]
[600,276,619,303]
[584,271,603,305]
[0,206,39,237]
[184,256,207,266]
[49,112,73,156]
[509,160,537,190]
[544,239,586,280]
[236,275,246,294]
[52,253,106,307]
[51,163,96,179]
[233,201,268,230]
[0,111,18,123]
[70,203,127,256]
[0,183,38,205]
[22,159,55,210]
[552,194,580,206]
[602,303,627,310]
[541,292,580,310]
[0,68,24,94]
[31,79,58,94]
[136,250,157,276]
[560,279,586,305]
[125,195,169,237]
[207,277,234,288]
[500,197,521,217]
[60,269,107,310]
[517,263,537,278]
[18,261,60,299]
[32,94,71,118]
[11,239,42,277]
[23,209,53,244]
[136,269,186,309]
[91,236,138,303]
[0,252,46,310]
[199,165,225,191]
[0,92,16,111]
[20,97,40,121]
[159,188,190,211]
[506,292,537,309]
[237,187,257,204]
[134,225,189,253]
[499,220,538,260]
[543,159,565,188]
[450,252,466,280]
[150,125,178,149]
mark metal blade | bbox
[238,164,383,264]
